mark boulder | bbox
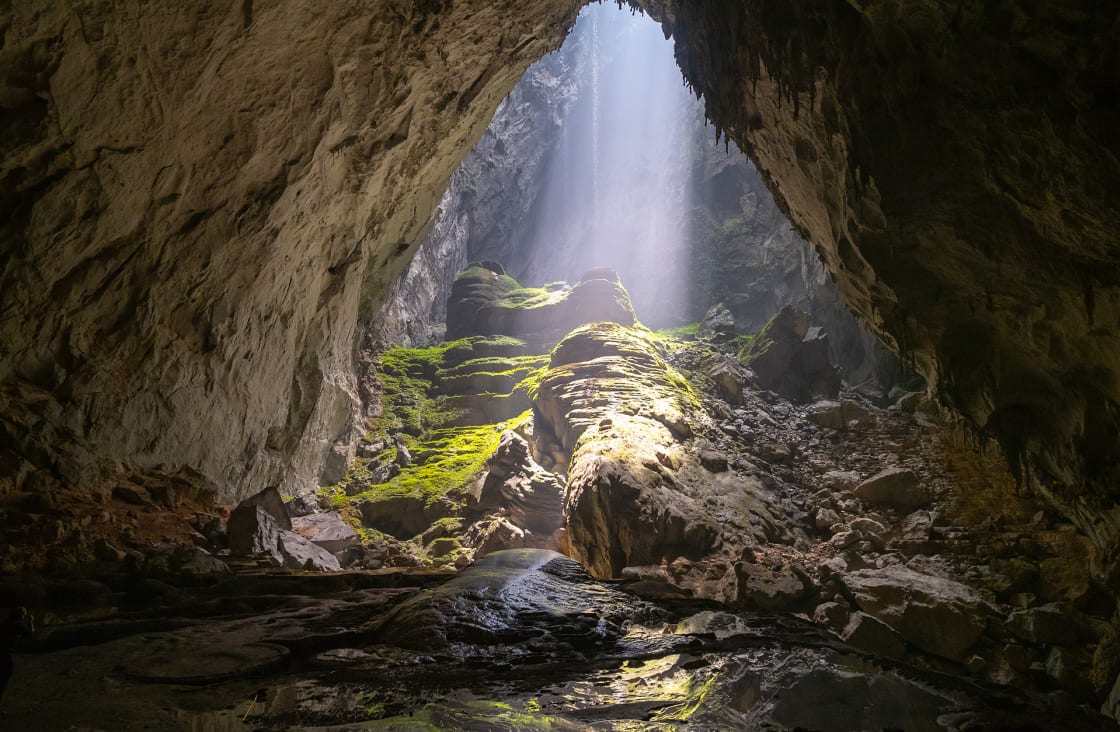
[141,544,230,577]
[735,562,814,611]
[813,601,851,631]
[743,306,840,403]
[285,493,322,518]
[177,547,232,576]
[229,485,292,532]
[708,355,744,404]
[565,416,719,578]
[806,400,845,430]
[841,611,906,659]
[228,504,340,571]
[806,399,868,430]
[444,262,520,340]
[840,565,989,661]
[292,511,360,553]
[228,505,284,558]
[852,467,931,510]
[698,302,736,339]
[447,264,636,345]
[1007,603,1082,645]
[276,530,342,571]
[477,431,565,535]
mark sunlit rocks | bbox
[535,322,698,454]
[444,263,636,345]
[291,511,360,553]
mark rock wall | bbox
[2,1,1118,554]
[637,0,1120,551]
[0,0,581,500]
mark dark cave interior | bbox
[1,1,1119,729]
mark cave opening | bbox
[2,1,1120,728]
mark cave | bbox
[1,0,1119,729]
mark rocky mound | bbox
[445,263,637,345]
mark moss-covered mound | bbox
[445,263,637,345]
[535,322,701,454]
[375,335,547,435]
[322,331,549,558]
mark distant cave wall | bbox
[375,21,587,347]
[2,0,1119,553]
[380,9,901,389]
[0,0,583,500]
[637,0,1120,550]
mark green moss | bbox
[656,323,701,339]
[733,333,756,360]
[341,422,504,506]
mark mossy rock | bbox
[535,322,700,454]
[445,263,522,339]
[445,263,637,346]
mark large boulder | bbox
[228,486,292,533]
[565,415,720,578]
[275,530,342,572]
[228,505,340,571]
[841,611,907,659]
[227,505,284,558]
[840,565,990,661]
[291,511,360,553]
[445,264,636,345]
[735,562,814,611]
[535,322,698,453]
[444,262,520,340]
[744,307,841,404]
[852,467,931,510]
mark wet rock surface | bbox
[1,549,1113,730]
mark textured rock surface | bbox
[2,0,1119,557]
[291,511,360,553]
[745,307,841,403]
[0,1,583,502]
[642,0,1120,550]
[841,565,990,661]
[445,264,636,345]
[853,467,932,511]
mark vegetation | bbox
[655,322,701,339]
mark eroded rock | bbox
[291,511,360,553]
[841,565,990,661]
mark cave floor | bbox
[3,550,1111,731]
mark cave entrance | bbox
[324,2,915,573]
[382,2,885,375]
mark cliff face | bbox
[637,0,1120,550]
[0,1,581,498]
[2,1,1118,553]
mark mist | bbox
[519,4,697,326]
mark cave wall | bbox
[636,0,1120,552]
[2,0,1119,554]
[0,0,581,499]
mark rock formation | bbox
[2,3,1120,725]
[4,1,1116,557]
